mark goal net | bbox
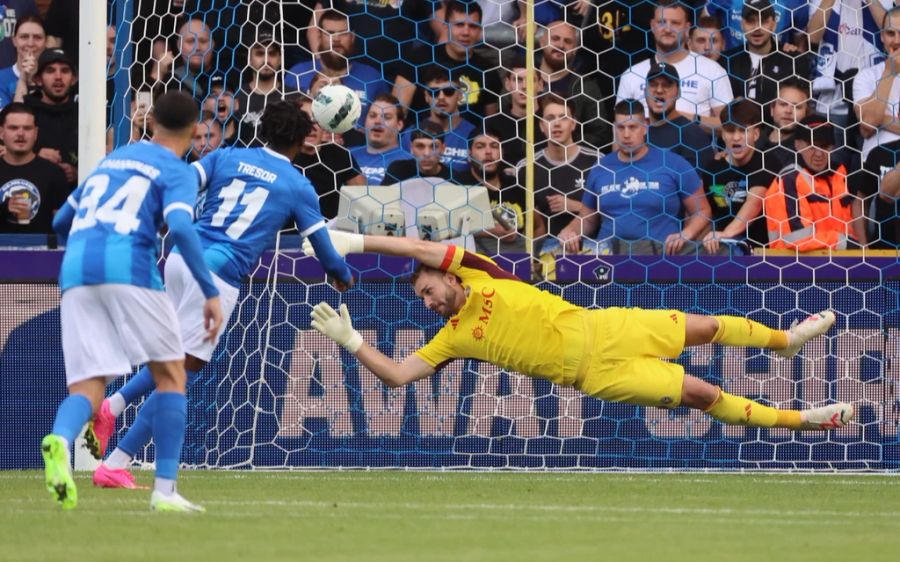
[102,1,900,470]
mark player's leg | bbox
[90,253,237,463]
[145,358,204,512]
[95,354,208,489]
[94,284,203,511]
[684,311,836,357]
[84,366,155,460]
[92,359,207,466]
[86,254,192,459]
[42,377,107,510]
[45,285,134,509]
[579,356,853,431]
[580,308,851,429]
[682,375,854,430]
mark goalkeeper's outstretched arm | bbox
[303,230,450,269]
[310,302,435,388]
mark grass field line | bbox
[3,498,900,527]
[0,507,852,528]
[201,499,900,519]
[11,494,894,520]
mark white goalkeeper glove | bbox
[303,230,365,258]
[310,302,363,353]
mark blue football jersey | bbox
[191,146,327,286]
[350,145,409,185]
[0,65,16,108]
[59,141,198,291]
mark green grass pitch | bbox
[2,471,899,562]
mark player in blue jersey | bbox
[42,90,223,512]
[87,100,354,489]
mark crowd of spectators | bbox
[3,0,900,260]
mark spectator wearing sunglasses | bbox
[400,66,475,173]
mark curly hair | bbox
[259,100,312,151]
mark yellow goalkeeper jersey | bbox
[414,246,586,386]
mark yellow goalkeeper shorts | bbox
[573,307,687,408]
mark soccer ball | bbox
[311,85,361,134]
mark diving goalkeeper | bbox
[304,232,853,430]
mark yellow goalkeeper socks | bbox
[712,316,789,350]
[704,390,802,429]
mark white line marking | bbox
[4,503,895,528]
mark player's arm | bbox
[362,236,450,268]
[311,302,435,387]
[51,186,83,244]
[303,230,452,270]
[305,226,354,289]
[51,198,76,241]
[292,180,354,289]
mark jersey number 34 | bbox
[70,174,150,235]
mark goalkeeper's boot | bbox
[774,311,836,358]
[93,463,139,489]
[800,403,854,430]
[85,399,115,460]
[150,490,206,513]
[41,435,77,510]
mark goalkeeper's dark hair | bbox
[409,262,461,287]
[152,90,199,132]
[259,100,312,151]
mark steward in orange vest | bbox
[765,116,860,251]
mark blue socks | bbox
[116,395,155,458]
[112,369,199,459]
[118,367,198,409]
[51,394,93,445]
[149,392,187,481]
[118,366,155,404]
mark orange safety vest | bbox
[764,164,856,251]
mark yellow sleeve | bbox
[413,325,458,369]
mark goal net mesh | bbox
[100,0,900,471]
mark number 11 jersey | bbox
[191,147,328,288]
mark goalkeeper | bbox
[306,232,853,431]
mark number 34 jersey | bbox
[191,147,327,288]
[59,141,199,292]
